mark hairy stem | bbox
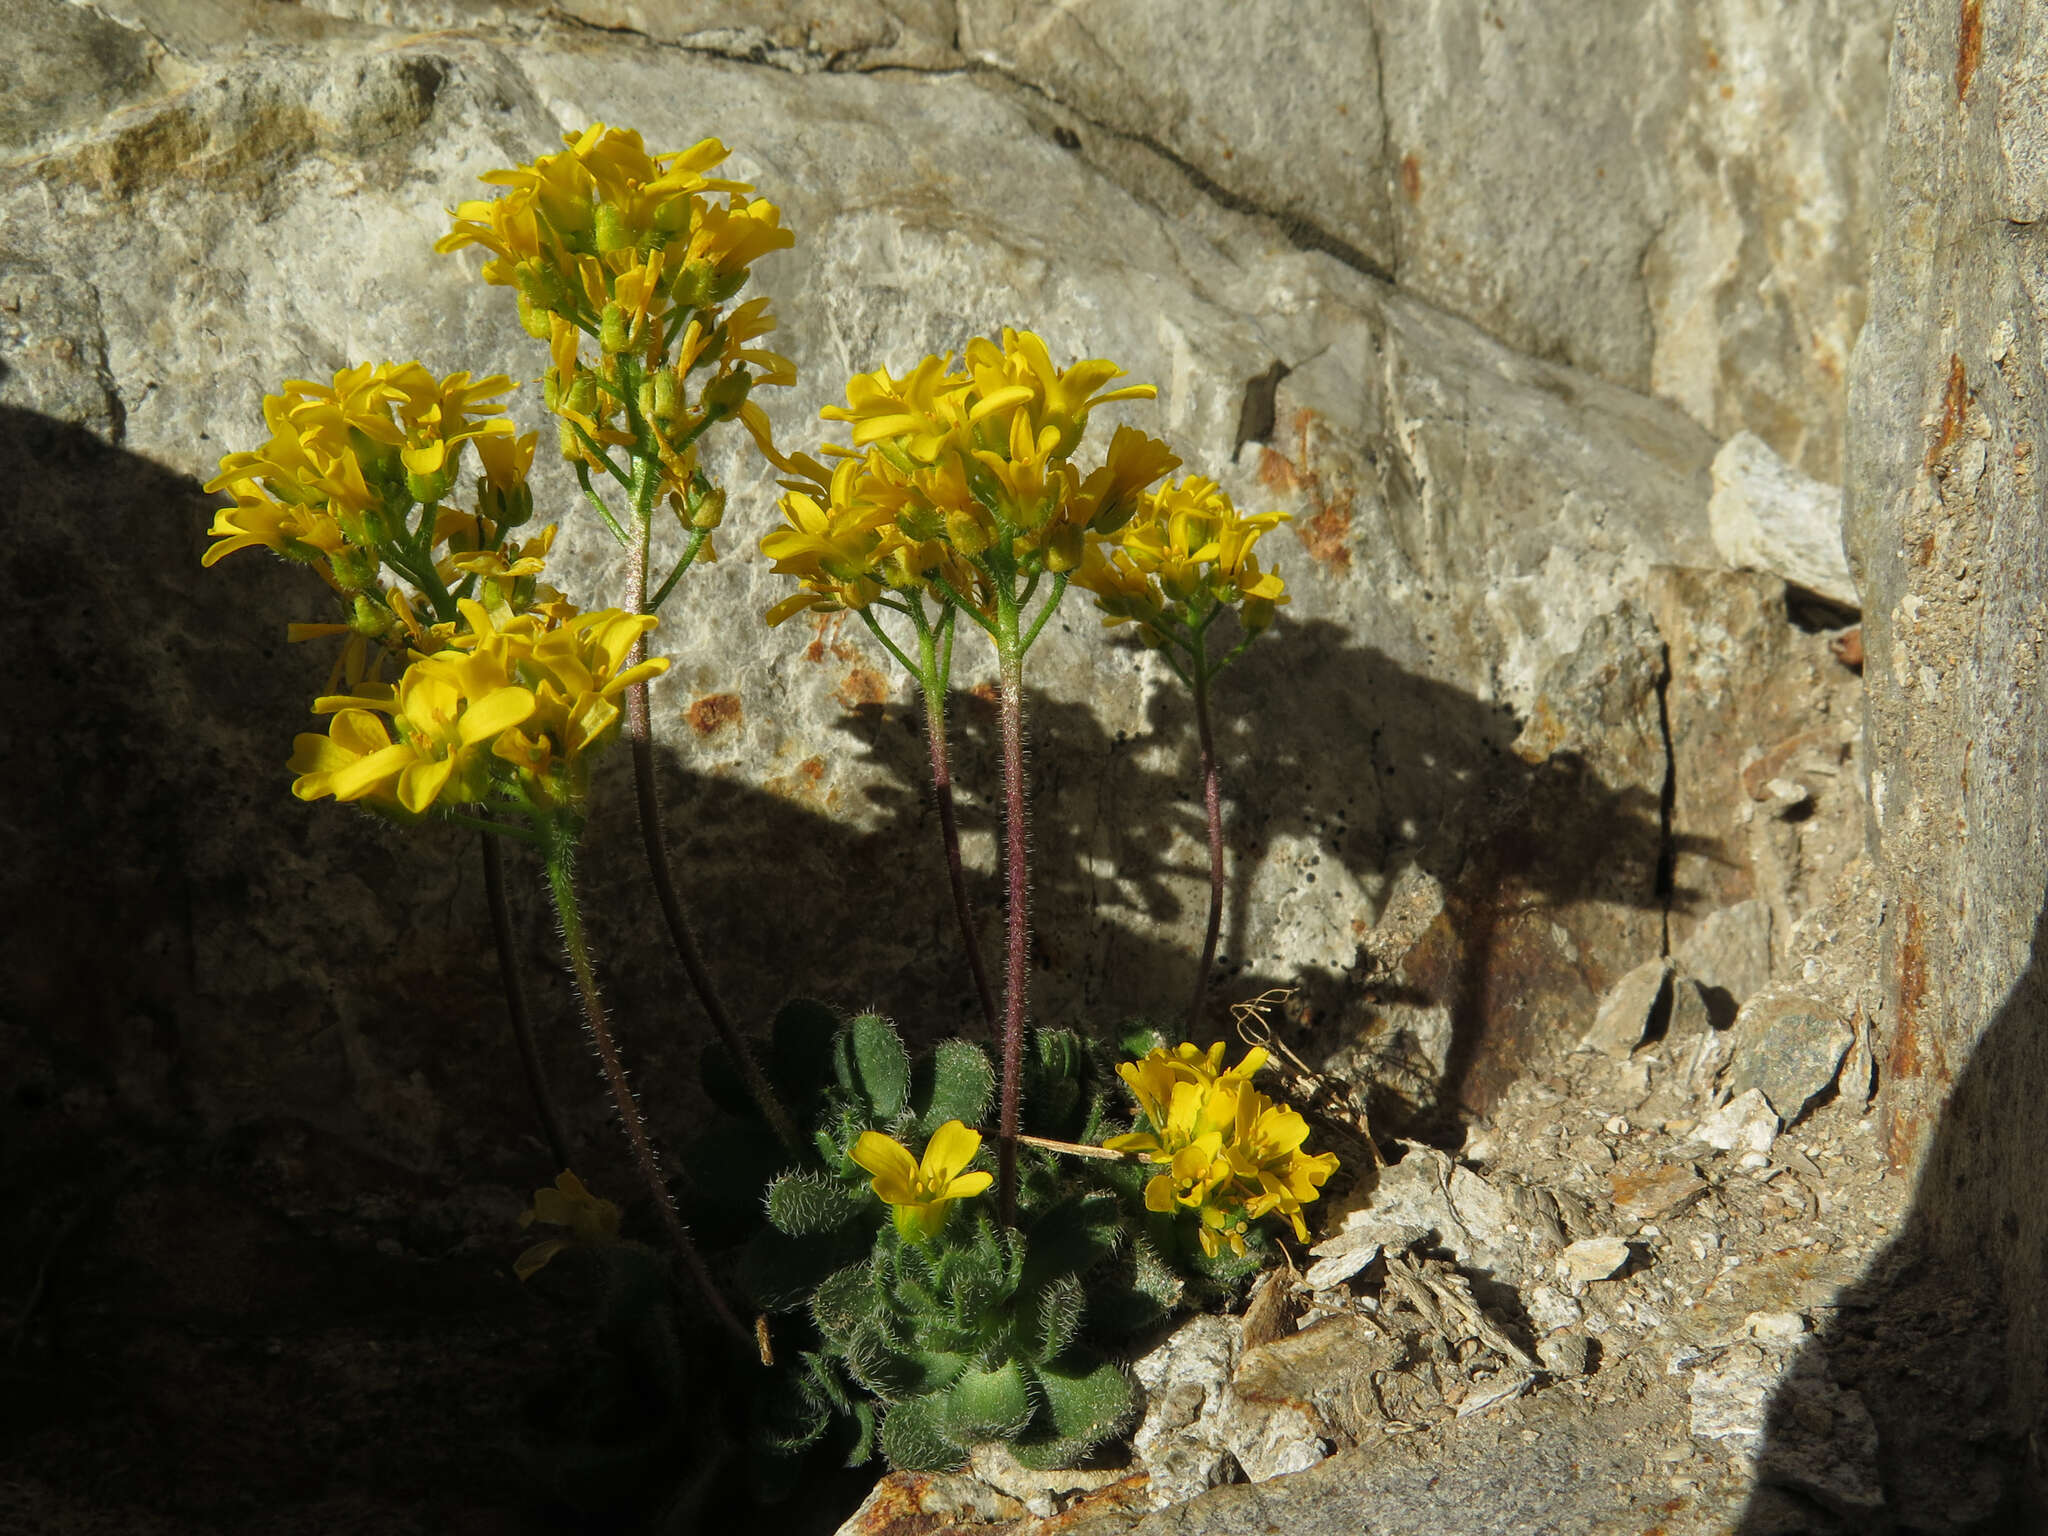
[919,615,997,1033]
[623,499,801,1157]
[995,631,1030,1227]
[1188,649,1226,1037]
[544,834,748,1348]
[481,833,571,1173]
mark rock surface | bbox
[1709,431,1857,607]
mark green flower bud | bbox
[349,591,394,637]
[566,375,599,417]
[515,291,552,341]
[405,467,453,506]
[593,201,630,254]
[599,302,630,355]
[690,486,726,530]
[636,381,657,423]
[653,369,680,422]
[515,259,566,313]
[480,476,534,530]
[670,258,717,310]
[700,366,752,419]
[329,544,380,592]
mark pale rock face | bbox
[1708,431,1857,607]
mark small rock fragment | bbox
[1706,430,1858,607]
[1675,899,1773,1011]
[1557,1236,1633,1290]
[1696,1088,1781,1154]
[1527,1283,1583,1334]
[1744,1310,1809,1341]
[832,1471,1024,1536]
[1665,976,1717,1042]
[1608,1161,1709,1223]
[970,1444,1124,1515]
[1537,1331,1592,1377]
[1580,957,1672,1057]
[1455,1371,1536,1416]
[1304,1229,1385,1291]
[1726,996,1854,1122]
[1222,1315,1394,1482]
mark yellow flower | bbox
[1103,1040,1333,1255]
[286,707,412,805]
[849,1120,994,1242]
[1077,477,1291,646]
[515,1171,622,1280]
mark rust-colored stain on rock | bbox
[1928,353,1970,468]
[1399,152,1423,202]
[1957,0,1983,99]
[686,692,741,735]
[1263,411,1355,571]
[1296,503,1354,569]
[803,610,859,665]
[1885,899,1951,1170]
[837,665,888,711]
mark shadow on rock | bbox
[1735,886,2048,1534]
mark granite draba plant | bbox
[205,116,1340,1497]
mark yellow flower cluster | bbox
[1074,477,1291,650]
[289,599,667,817]
[203,361,553,689]
[760,329,1180,627]
[438,124,798,536]
[1104,1042,1338,1258]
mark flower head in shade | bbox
[849,1120,994,1242]
[514,1171,622,1280]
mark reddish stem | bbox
[1188,664,1225,1037]
[996,640,1030,1227]
[480,832,571,1172]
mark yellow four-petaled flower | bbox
[850,1120,994,1242]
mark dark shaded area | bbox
[2,400,1679,1528]
[1735,890,2048,1534]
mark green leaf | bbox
[914,1039,994,1135]
[879,1392,968,1473]
[943,1361,1036,1442]
[811,1262,881,1346]
[764,1170,866,1236]
[1034,1354,1135,1446]
[1031,1274,1086,1362]
[847,1013,912,1120]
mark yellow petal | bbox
[943,1170,993,1200]
[920,1120,982,1184]
[850,1131,919,1203]
[397,755,455,814]
[459,685,538,745]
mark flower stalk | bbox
[481,832,572,1173]
[543,824,750,1349]
[995,620,1030,1228]
[620,468,802,1158]
[1188,627,1226,1037]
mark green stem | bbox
[481,833,571,1173]
[648,524,711,612]
[543,830,749,1348]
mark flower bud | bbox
[515,292,552,341]
[349,591,395,637]
[480,476,534,530]
[405,466,455,506]
[599,302,630,355]
[635,381,657,423]
[566,375,599,417]
[670,259,717,310]
[515,260,566,313]
[593,201,631,254]
[329,545,381,592]
[700,366,752,419]
[690,487,726,530]
[653,369,680,422]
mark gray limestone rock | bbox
[1725,992,1854,1123]
[1676,898,1774,1013]
[1709,432,1857,608]
[1581,957,1674,1058]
